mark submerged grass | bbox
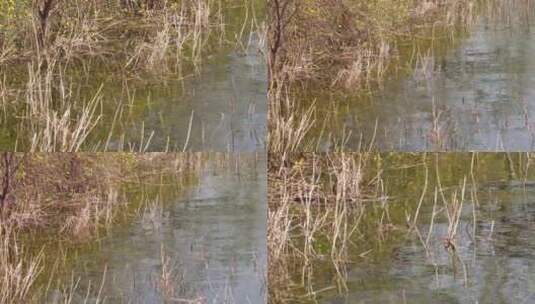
[268,152,535,303]
[268,0,533,152]
[1,0,265,151]
[0,152,251,303]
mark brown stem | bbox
[268,0,297,85]
[37,0,55,48]
[0,153,24,215]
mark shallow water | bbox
[277,154,535,304]
[323,187,535,304]
[106,37,267,152]
[321,6,535,151]
[38,155,266,303]
[0,2,266,152]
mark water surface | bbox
[106,37,267,152]
[40,154,266,303]
[0,1,267,152]
[279,154,535,304]
[324,185,535,304]
[318,5,535,151]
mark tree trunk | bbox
[36,0,55,48]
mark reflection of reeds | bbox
[268,153,386,302]
[269,153,535,302]
[158,245,181,301]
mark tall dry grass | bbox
[1,0,261,151]
[268,153,535,302]
[1,0,228,73]
[0,226,43,304]
[22,59,103,152]
[269,0,486,90]
[0,154,131,235]
[267,0,530,153]
[268,153,388,302]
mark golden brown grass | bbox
[1,0,227,73]
[267,0,529,153]
[0,225,43,304]
[268,153,387,302]
[1,0,263,151]
[270,0,485,90]
[268,153,535,302]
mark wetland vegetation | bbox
[268,0,535,151]
[0,0,266,152]
[0,153,266,303]
[268,152,535,303]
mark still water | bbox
[323,4,535,151]
[105,36,267,152]
[325,183,535,303]
[39,154,266,303]
[0,1,266,152]
[284,154,535,304]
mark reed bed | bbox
[1,0,264,151]
[1,0,232,72]
[268,0,532,153]
[0,152,252,303]
[269,0,487,90]
[268,152,535,303]
[0,153,142,236]
[268,152,386,302]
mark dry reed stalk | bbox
[268,85,316,154]
[0,226,43,304]
[20,58,104,152]
[268,153,390,302]
[443,178,466,252]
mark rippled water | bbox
[325,186,535,304]
[319,5,535,151]
[38,155,266,303]
[289,154,535,304]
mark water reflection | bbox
[44,155,266,304]
[328,6,535,151]
[326,186,535,304]
[120,36,267,152]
